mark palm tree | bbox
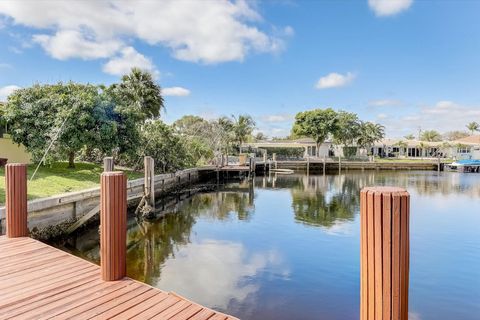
[420,130,442,142]
[418,142,428,158]
[232,114,256,149]
[466,121,479,135]
[397,140,408,157]
[357,121,385,153]
[113,68,164,122]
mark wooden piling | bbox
[100,171,127,281]
[144,156,155,208]
[5,163,28,238]
[360,186,410,320]
[103,157,114,172]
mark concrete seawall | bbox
[0,168,211,234]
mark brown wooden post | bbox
[360,187,410,320]
[5,163,28,237]
[100,171,127,281]
[103,157,114,172]
[144,156,155,208]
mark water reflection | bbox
[157,240,286,309]
[56,170,480,320]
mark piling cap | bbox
[361,186,409,195]
[101,171,125,177]
[6,163,27,167]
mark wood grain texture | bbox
[0,236,239,320]
[100,171,127,281]
[5,163,28,237]
[360,187,410,320]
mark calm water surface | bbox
[62,171,480,320]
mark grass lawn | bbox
[374,158,453,163]
[0,162,142,205]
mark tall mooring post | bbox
[273,153,277,169]
[360,187,410,320]
[5,163,28,238]
[144,156,155,209]
[100,171,127,281]
[103,157,114,172]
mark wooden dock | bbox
[0,236,237,320]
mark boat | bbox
[445,159,480,173]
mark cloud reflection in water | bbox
[155,239,288,310]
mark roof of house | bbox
[453,135,480,145]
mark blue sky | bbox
[1,0,480,138]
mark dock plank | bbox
[0,236,239,320]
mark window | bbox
[457,147,471,154]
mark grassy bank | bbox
[0,162,142,205]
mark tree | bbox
[5,83,117,168]
[254,132,267,141]
[109,68,164,122]
[443,131,469,141]
[292,108,338,157]
[231,114,256,148]
[397,140,408,157]
[357,121,385,152]
[333,111,360,146]
[404,134,415,140]
[420,130,442,142]
[140,120,193,173]
[466,121,479,135]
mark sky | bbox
[1,0,480,138]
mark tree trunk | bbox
[316,142,321,157]
[68,151,75,168]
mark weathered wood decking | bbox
[0,236,238,320]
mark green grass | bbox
[374,158,453,163]
[0,162,142,205]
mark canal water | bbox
[59,171,480,320]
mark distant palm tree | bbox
[397,140,408,157]
[420,130,442,142]
[232,114,256,148]
[404,134,415,140]
[357,121,385,152]
[466,121,479,135]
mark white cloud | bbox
[315,72,355,89]
[102,47,159,78]
[0,85,21,101]
[33,30,122,60]
[0,63,12,69]
[162,86,191,97]
[261,113,293,123]
[381,100,480,137]
[369,99,402,107]
[377,113,388,119]
[368,0,413,17]
[0,0,289,67]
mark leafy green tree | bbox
[5,83,117,168]
[292,108,338,156]
[466,121,479,135]
[140,120,193,173]
[333,111,360,146]
[420,130,442,142]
